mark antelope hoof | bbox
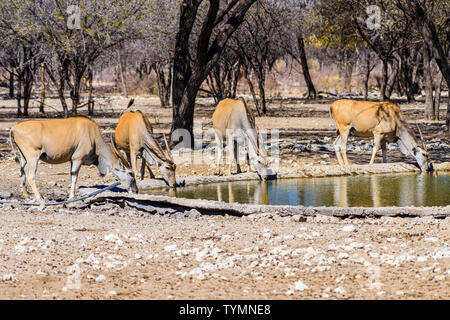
[34,198,45,210]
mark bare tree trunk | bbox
[87,69,94,116]
[44,63,69,117]
[363,53,372,100]
[385,59,399,100]
[170,79,199,147]
[343,50,354,93]
[70,73,84,115]
[297,28,316,98]
[17,73,22,116]
[380,59,388,100]
[8,62,14,99]
[410,1,450,93]
[230,63,241,98]
[117,51,128,98]
[433,71,443,120]
[244,67,261,116]
[170,0,257,147]
[40,63,45,113]
[423,45,435,120]
[447,97,450,135]
[256,67,266,114]
[59,84,69,118]
[23,78,33,117]
[154,62,172,108]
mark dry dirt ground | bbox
[0,95,449,299]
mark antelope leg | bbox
[19,157,30,199]
[69,159,82,199]
[140,158,146,180]
[26,155,42,201]
[215,132,223,175]
[381,141,387,163]
[334,136,344,166]
[234,140,241,174]
[129,149,138,180]
[369,136,382,165]
[339,129,350,166]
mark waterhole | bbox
[148,173,450,207]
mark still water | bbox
[148,173,450,207]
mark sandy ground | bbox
[0,95,449,299]
[0,209,449,299]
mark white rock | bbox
[337,252,349,259]
[195,248,209,262]
[36,269,46,276]
[294,280,309,291]
[95,275,106,282]
[333,286,346,294]
[417,256,428,262]
[164,244,177,252]
[86,254,100,265]
[221,235,232,241]
[2,274,17,282]
[342,225,355,232]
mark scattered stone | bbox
[95,275,106,282]
[2,274,17,282]
[294,280,309,291]
[185,209,201,218]
[342,225,356,232]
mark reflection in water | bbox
[228,182,234,203]
[334,176,348,207]
[148,173,450,207]
[370,175,380,207]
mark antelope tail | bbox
[9,129,19,163]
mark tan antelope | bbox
[212,98,270,179]
[113,110,176,187]
[9,116,138,202]
[330,99,433,171]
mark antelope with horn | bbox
[330,99,433,171]
[212,98,271,180]
[113,105,176,187]
[9,116,138,203]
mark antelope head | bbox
[414,124,433,172]
[110,134,138,193]
[159,133,177,187]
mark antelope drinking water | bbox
[330,99,433,171]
